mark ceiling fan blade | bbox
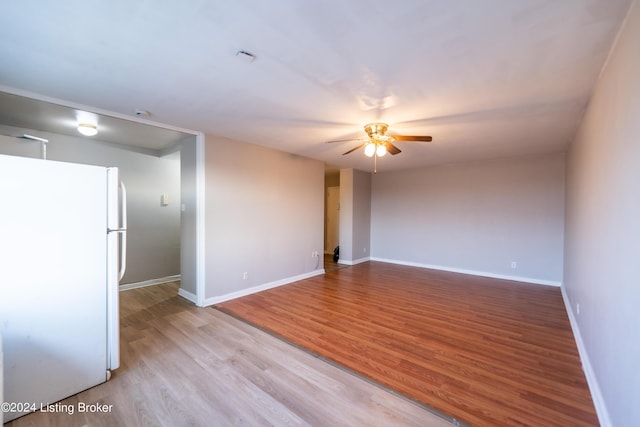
[392,135,433,142]
[342,143,365,155]
[385,142,402,155]
[327,137,367,143]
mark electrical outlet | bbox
[511,261,517,269]
[577,303,580,315]
[243,272,248,280]
[363,247,367,253]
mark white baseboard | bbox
[178,287,198,304]
[560,286,611,427]
[202,269,325,307]
[119,275,181,291]
[338,256,370,266]
[369,257,561,287]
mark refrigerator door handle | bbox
[117,181,127,282]
[107,181,127,282]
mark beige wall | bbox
[203,136,324,302]
[563,1,640,425]
[179,136,198,295]
[339,168,372,264]
[352,169,372,262]
[370,153,565,284]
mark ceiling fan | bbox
[328,122,432,172]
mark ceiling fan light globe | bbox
[364,143,376,157]
[376,144,387,157]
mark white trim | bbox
[560,286,611,427]
[338,256,370,266]
[195,132,206,307]
[178,287,198,304]
[202,269,325,307]
[119,275,181,291]
[369,257,561,287]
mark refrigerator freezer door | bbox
[0,155,109,421]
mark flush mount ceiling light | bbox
[77,123,98,136]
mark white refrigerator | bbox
[0,154,125,422]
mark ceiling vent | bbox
[236,50,256,63]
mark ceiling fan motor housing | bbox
[364,122,388,137]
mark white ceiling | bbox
[0,91,194,155]
[0,0,633,172]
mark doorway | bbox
[326,186,340,254]
[0,90,204,305]
[324,167,342,272]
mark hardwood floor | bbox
[323,254,349,273]
[218,262,599,427]
[6,281,452,427]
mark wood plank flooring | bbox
[323,254,349,273]
[218,262,599,427]
[5,281,452,427]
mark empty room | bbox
[1,1,639,426]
